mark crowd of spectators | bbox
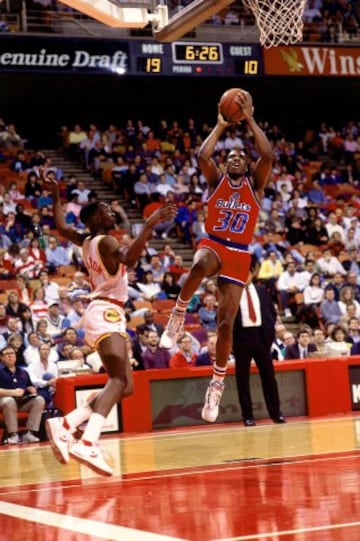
[0,107,360,438]
[3,1,359,45]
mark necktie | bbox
[245,286,257,323]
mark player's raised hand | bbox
[146,202,178,226]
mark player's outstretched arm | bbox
[238,93,273,194]
[122,202,178,268]
[41,168,86,247]
[197,106,230,187]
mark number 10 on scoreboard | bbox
[244,60,258,75]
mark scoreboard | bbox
[132,41,263,77]
[0,35,263,77]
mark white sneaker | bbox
[46,417,72,464]
[201,380,225,423]
[22,431,40,443]
[7,433,20,445]
[284,308,292,318]
[159,309,185,349]
[69,441,113,476]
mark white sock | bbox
[64,405,92,433]
[81,412,106,445]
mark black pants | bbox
[233,327,281,420]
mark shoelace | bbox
[167,310,185,336]
[207,382,224,408]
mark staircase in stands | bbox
[44,148,195,267]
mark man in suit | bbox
[232,259,285,427]
[284,327,317,360]
[136,310,164,338]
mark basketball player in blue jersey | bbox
[42,171,177,475]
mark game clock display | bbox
[172,42,223,64]
[132,41,263,77]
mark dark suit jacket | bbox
[233,284,277,349]
[136,322,164,337]
[284,342,317,360]
[351,341,360,355]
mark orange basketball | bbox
[219,88,250,123]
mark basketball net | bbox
[242,0,307,48]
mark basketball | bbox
[219,88,250,123]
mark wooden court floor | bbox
[1,415,360,541]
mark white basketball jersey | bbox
[82,235,128,302]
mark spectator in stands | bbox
[71,180,91,206]
[137,270,163,302]
[1,211,24,243]
[325,325,352,357]
[23,331,59,367]
[168,254,188,283]
[276,260,304,318]
[341,248,360,279]
[7,333,26,368]
[311,327,327,356]
[198,294,217,331]
[300,272,324,327]
[191,210,208,247]
[38,270,60,305]
[28,237,47,270]
[57,326,90,359]
[66,296,86,327]
[257,250,283,302]
[67,271,91,301]
[306,179,329,207]
[306,217,329,247]
[27,342,58,407]
[14,247,43,280]
[327,231,345,257]
[160,243,176,270]
[45,235,71,273]
[2,316,23,344]
[195,333,217,366]
[29,286,49,323]
[329,271,346,301]
[148,255,166,283]
[131,328,148,369]
[271,323,288,361]
[39,205,55,229]
[160,271,181,300]
[284,327,317,360]
[141,330,170,369]
[319,285,343,327]
[174,198,198,244]
[10,150,30,173]
[36,318,56,349]
[0,231,12,251]
[136,310,164,338]
[0,248,14,278]
[347,317,360,345]
[5,290,28,319]
[169,333,196,368]
[316,247,346,278]
[342,271,360,302]
[0,345,45,444]
[24,172,42,204]
[45,301,70,338]
[0,303,8,335]
[338,285,360,318]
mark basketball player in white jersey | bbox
[43,171,177,476]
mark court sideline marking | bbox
[0,501,186,541]
[214,519,360,540]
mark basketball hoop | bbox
[242,0,307,48]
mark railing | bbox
[0,6,359,44]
